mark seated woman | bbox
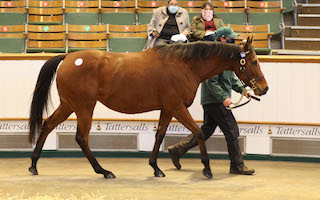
[143,0,190,50]
[191,2,225,41]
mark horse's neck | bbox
[191,56,234,83]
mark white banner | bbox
[1,120,320,138]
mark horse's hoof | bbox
[104,172,116,179]
[154,171,166,177]
[203,169,212,179]
[29,167,38,175]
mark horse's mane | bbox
[150,41,242,60]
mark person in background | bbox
[167,26,256,176]
[143,0,190,50]
[215,26,238,44]
[191,2,224,41]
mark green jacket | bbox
[191,14,225,40]
[201,71,244,105]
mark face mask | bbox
[227,38,235,43]
[168,6,179,14]
[201,9,213,21]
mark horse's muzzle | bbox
[260,86,269,96]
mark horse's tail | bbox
[28,54,66,143]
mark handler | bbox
[168,27,255,175]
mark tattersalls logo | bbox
[166,123,201,133]
[275,126,320,136]
[218,125,263,135]
[55,123,77,131]
[0,123,28,131]
[239,126,263,134]
[104,123,148,131]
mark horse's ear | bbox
[244,36,251,51]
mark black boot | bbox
[226,138,255,175]
[167,134,198,170]
[230,165,255,175]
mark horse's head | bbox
[234,37,268,96]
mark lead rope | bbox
[226,88,261,110]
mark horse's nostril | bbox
[262,86,269,95]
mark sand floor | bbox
[0,158,319,200]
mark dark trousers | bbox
[201,103,244,169]
[202,34,216,42]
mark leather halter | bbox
[239,51,264,91]
[226,51,263,110]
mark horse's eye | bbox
[252,60,257,65]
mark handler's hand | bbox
[182,30,189,37]
[223,98,232,107]
[152,31,160,38]
[245,91,251,98]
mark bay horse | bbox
[28,37,268,179]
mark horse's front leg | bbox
[173,106,212,178]
[149,111,172,177]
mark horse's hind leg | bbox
[75,111,116,179]
[29,102,73,175]
[149,110,172,177]
[173,106,212,179]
